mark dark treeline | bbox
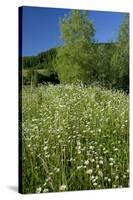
[22,11,129,92]
[22,48,60,85]
[23,48,57,70]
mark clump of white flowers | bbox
[36,187,41,193]
[84,160,89,165]
[59,184,67,191]
[43,188,49,193]
[86,169,93,175]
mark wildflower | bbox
[98,185,101,188]
[76,145,81,150]
[103,150,108,154]
[49,172,53,176]
[84,160,89,165]
[113,185,117,188]
[86,169,93,175]
[109,158,114,162]
[89,145,94,150]
[77,150,81,154]
[55,168,60,173]
[69,158,73,162]
[43,182,47,187]
[46,177,51,182]
[90,158,95,163]
[44,140,48,144]
[77,140,81,146]
[87,151,90,156]
[109,163,114,166]
[114,148,118,151]
[99,156,103,160]
[99,160,103,165]
[45,154,50,158]
[98,170,103,177]
[43,188,49,193]
[59,184,67,191]
[36,187,41,193]
[77,166,83,170]
[90,175,95,180]
[96,164,100,169]
[93,182,97,186]
[98,129,101,133]
[43,146,48,151]
[91,177,96,183]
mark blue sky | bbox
[22,6,126,56]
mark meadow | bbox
[22,84,129,194]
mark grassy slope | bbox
[22,84,129,193]
[22,69,49,77]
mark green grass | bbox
[22,69,49,77]
[21,84,129,194]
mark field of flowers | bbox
[21,84,129,194]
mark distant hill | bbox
[22,43,117,70]
[22,47,57,71]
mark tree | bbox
[96,43,116,88]
[55,10,96,84]
[23,56,39,69]
[111,15,129,91]
[38,48,57,72]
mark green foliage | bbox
[56,10,96,84]
[60,10,95,44]
[38,48,57,72]
[22,48,57,72]
[111,15,129,92]
[22,84,129,193]
[22,48,59,85]
[96,43,116,87]
[23,56,39,69]
[23,69,38,86]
